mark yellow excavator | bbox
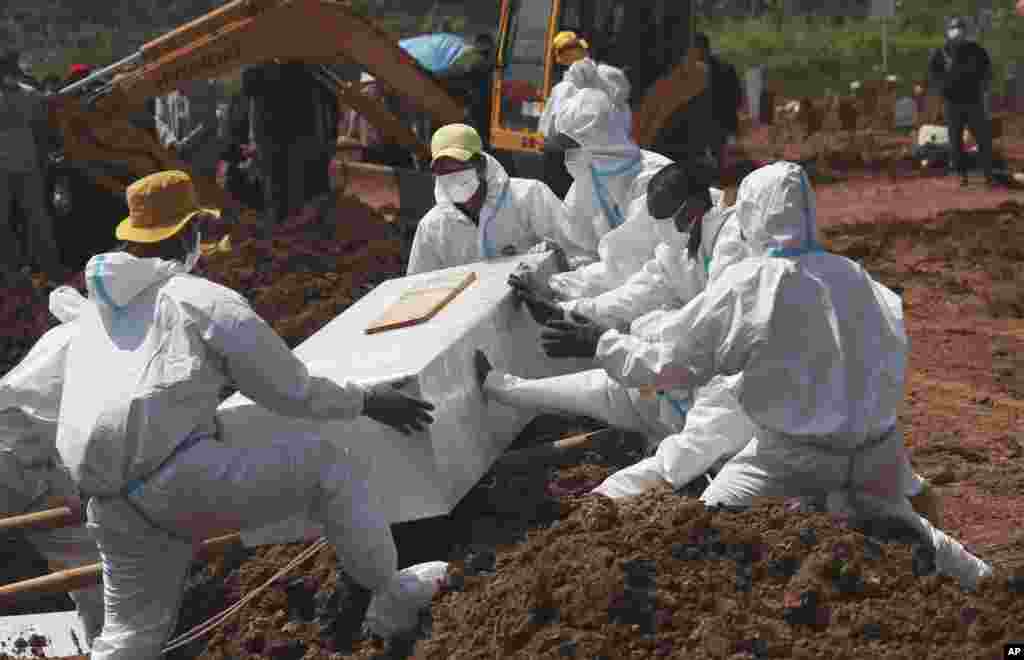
[42,0,709,267]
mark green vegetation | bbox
[701,1,1024,100]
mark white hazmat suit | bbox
[0,286,103,645]
[547,88,673,297]
[591,161,992,589]
[486,191,754,482]
[56,253,404,659]
[407,153,571,275]
[538,59,631,138]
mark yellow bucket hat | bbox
[552,31,589,66]
[430,123,483,165]
[116,170,220,243]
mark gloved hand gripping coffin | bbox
[217,252,574,544]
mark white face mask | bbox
[437,169,481,204]
[947,28,963,40]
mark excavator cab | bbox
[489,0,701,192]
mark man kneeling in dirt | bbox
[501,161,989,590]
[476,162,942,527]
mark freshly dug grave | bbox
[420,493,1024,660]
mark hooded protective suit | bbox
[57,252,400,659]
[549,185,723,301]
[484,190,750,461]
[592,161,992,589]
[0,286,103,645]
[538,59,631,138]
[552,88,672,262]
[407,153,570,275]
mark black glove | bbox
[527,239,570,272]
[473,349,492,389]
[540,311,609,359]
[362,384,435,435]
[508,273,565,325]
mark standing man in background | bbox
[928,16,994,187]
[155,79,226,184]
[693,33,742,175]
[243,61,338,230]
[0,49,60,279]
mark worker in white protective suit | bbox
[475,164,746,476]
[483,163,939,516]
[0,286,103,644]
[54,170,437,660]
[537,31,592,138]
[534,88,674,299]
[539,161,985,588]
[407,123,574,275]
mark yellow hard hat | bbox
[116,170,220,243]
[430,123,483,165]
[553,31,589,65]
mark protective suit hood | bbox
[597,64,630,110]
[554,87,638,156]
[433,152,510,212]
[564,58,600,91]
[84,252,188,311]
[734,161,818,257]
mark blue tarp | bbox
[398,33,470,75]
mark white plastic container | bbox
[217,253,585,542]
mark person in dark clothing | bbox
[694,33,742,173]
[243,61,337,228]
[928,16,994,186]
[471,33,496,147]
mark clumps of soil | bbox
[822,200,1024,320]
[419,493,1024,659]
[197,193,406,348]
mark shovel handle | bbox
[0,533,242,604]
[492,428,613,473]
[0,506,79,534]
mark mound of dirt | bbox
[419,494,1024,660]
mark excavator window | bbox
[497,0,553,133]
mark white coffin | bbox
[216,253,586,542]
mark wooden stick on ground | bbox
[491,428,615,474]
[0,533,243,605]
[0,506,79,534]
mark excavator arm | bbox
[48,0,465,206]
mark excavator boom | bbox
[83,0,463,126]
[48,0,467,210]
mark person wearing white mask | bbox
[549,88,671,262]
[407,123,574,275]
[1,286,103,645]
[541,161,980,588]
[521,88,677,304]
[53,170,437,659]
